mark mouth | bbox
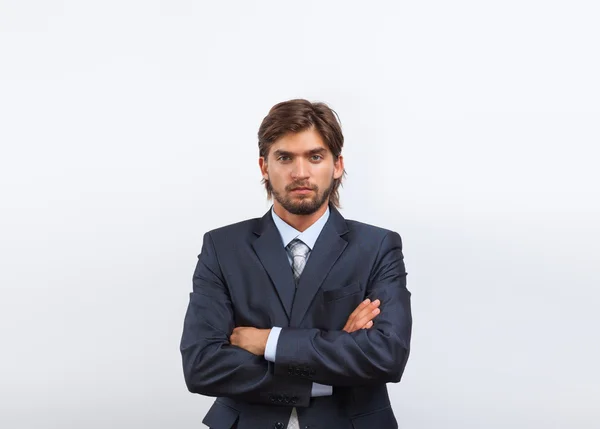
[290,187,313,194]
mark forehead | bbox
[270,129,329,154]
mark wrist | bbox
[262,329,271,354]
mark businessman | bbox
[180,99,412,429]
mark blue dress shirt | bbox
[264,206,333,397]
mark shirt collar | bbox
[271,205,330,250]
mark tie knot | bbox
[288,238,310,258]
[288,239,309,282]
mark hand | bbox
[343,298,381,333]
[230,327,271,356]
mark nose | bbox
[291,158,310,179]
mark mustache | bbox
[286,182,317,191]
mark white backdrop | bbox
[1,1,599,428]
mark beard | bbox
[271,177,335,215]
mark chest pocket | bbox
[322,281,362,302]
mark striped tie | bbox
[288,238,310,284]
[285,238,310,429]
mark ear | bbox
[333,155,344,180]
[259,157,269,180]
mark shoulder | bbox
[195,218,260,258]
[204,218,260,243]
[345,219,398,239]
[344,219,403,249]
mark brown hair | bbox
[258,99,346,208]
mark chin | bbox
[293,197,317,206]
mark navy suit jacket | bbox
[180,204,412,429]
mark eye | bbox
[310,154,323,161]
[277,155,291,162]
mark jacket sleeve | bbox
[180,232,312,407]
[273,231,412,387]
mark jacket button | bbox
[275,422,285,429]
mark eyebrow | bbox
[272,148,327,157]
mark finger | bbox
[345,299,381,332]
[362,320,374,329]
[353,307,380,331]
[348,298,371,321]
[344,299,371,330]
[353,299,380,323]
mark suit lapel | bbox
[290,205,349,326]
[251,210,295,320]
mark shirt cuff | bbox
[264,326,282,362]
[311,383,333,397]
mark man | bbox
[180,99,412,429]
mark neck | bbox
[273,201,329,232]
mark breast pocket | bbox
[322,281,362,303]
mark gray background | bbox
[1,1,599,428]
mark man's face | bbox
[259,128,344,216]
